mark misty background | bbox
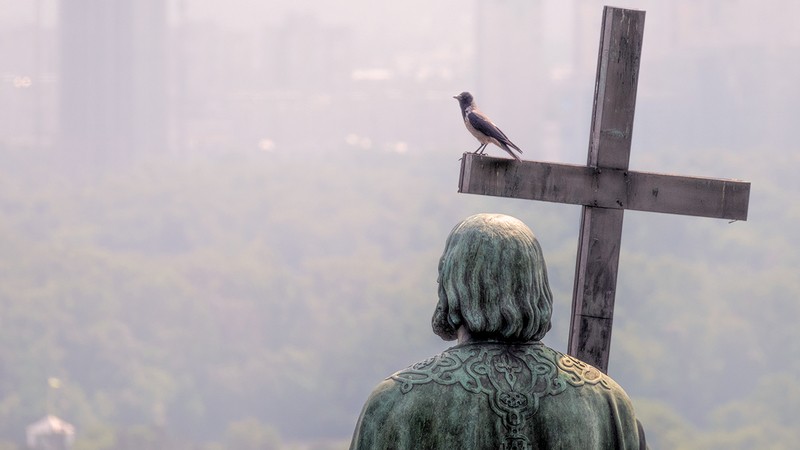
[1,0,799,449]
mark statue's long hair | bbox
[432,214,553,342]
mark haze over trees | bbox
[1,0,799,449]
[1,138,797,449]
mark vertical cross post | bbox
[567,7,645,372]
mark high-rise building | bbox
[0,1,57,148]
[59,0,166,161]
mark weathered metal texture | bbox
[350,342,647,449]
[458,156,751,221]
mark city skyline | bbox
[0,0,797,161]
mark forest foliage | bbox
[0,140,798,449]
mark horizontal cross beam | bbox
[458,153,750,221]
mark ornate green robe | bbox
[350,341,647,450]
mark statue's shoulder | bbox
[388,344,504,395]
[359,377,405,415]
[549,348,621,392]
[389,341,623,396]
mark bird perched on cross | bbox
[454,91,523,161]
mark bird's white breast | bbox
[464,110,494,145]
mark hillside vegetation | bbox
[0,143,797,449]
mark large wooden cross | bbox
[458,6,750,373]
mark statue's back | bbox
[350,341,646,450]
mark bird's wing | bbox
[468,111,522,153]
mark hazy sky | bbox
[1,1,799,446]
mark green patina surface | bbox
[350,341,645,450]
[349,214,647,449]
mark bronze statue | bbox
[350,214,647,449]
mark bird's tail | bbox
[506,140,523,154]
[501,140,522,161]
[500,142,522,161]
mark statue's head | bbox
[432,213,553,342]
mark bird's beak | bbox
[452,95,459,99]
